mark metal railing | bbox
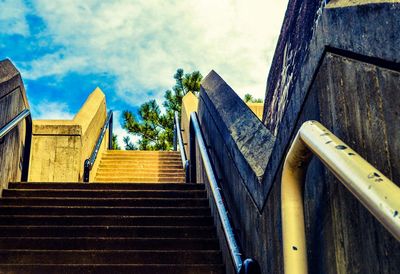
[281,120,400,274]
[0,109,32,181]
[83,110,113,182]
[173,111,189,183]
[189,111,260,274]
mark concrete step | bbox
[0,197,209,207]
[104,151,180,155]
[8,183,204,190]
[0,225,216,238]
[94,177,185,183]
[0,206,210,216]
[95,172,185,178]
[100,155,181,159]
[97,166,184,171]
[0,215,214,226]
[94,165,184,173]
[0,237,219,250]
[2,189,205,198]
[98,163,183,168]
[0,264,225,274]
[99,160,183,165]
[0,250,222,264]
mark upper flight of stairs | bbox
[95,151,186,183]
[0,182,224,274]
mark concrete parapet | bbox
[29,88,108,182]
[0,59,30,193]
[181,92,199,159]
[246,103,263,120]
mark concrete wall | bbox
[29,88,109,182]
[195,8,400,269]
[0,59,30,193]
[181,92,199,159]
[196,45,400,274]
[246,103,263,120]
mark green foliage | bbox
[111,134,121,150]
[244,93,263,103]
[123,136,138,150]
[123,69,202,150]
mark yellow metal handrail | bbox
[281,120,400,274]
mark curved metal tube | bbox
[83,110,113,182]
[0,109,32,181]
[0,109,31,139]
[281,120,400,274]
[174,111,189,183]
[190,112,260,274]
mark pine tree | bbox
[111,134,121,150]
[244,93,263,103]
[123,69,202,150]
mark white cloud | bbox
[22,0,288,103]
[0,0,30,36]
[31,100,74,120]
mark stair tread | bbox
[1,180,223,273]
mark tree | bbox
[123,136,137,150]
[244,93,263,103]
[111,134,121,150]
[123,69,203,150]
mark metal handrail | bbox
[174,111,189,183]
[83,110,113,182]
[0,108,32,181]
[281,120,400,274]
[189,111,260,274]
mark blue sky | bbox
[0,0,287,147]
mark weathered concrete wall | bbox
[195,1,400,273]
[0,59,30,193]
[29,88,108,182]
[197,51,400,274]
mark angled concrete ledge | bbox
[29,87,108,182]
[197,70,275,208]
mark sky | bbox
[0,0,288,147]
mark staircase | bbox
[0,182,224,274]
[95,151,186,183]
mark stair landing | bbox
[95,151,185,183]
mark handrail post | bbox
[108,111,113,149]
[189,113,197,184]
[173,118,177,151]
[21,113,32,182]
[174,111,190,183]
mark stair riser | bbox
[100,159,182,163]
[0,250,222,264]
[0,198,209,207]
[95,172,185,177]
[0,264,225,274]
[0,206,210,216]
[101,156,182,160]
[0,238,219,250]
[3,190,206,199]
[8,183,205,190]
[94,179,185,183]
[0,216,214,226]
[0,226,216,238]
[98,165,183,169]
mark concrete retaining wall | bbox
[28,88,109,182]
